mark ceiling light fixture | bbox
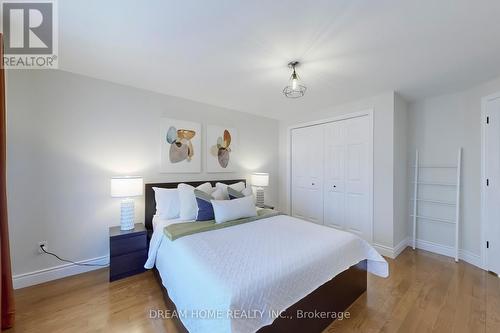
[283,61,306,98]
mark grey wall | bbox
[393,93,409,248]
[6,70,279,280]
[407,75,500,260]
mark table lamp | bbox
[110,176,143,230]
[251,173,269,206]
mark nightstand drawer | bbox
[110,233,146,256]
[109,249,147,281]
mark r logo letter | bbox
[28,9,48,48]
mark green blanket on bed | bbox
[164,209,281,241]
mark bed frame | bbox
[145,179,367,333]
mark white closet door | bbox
[323,116,370,241]
[291,126,323,224]
[344,116,370,240]
[324,121,345,229]
[485,96,500,275]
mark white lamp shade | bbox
[110,176,143,197]
[251,173,269,187]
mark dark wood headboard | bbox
[144,179,246,231]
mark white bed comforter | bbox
[145,214,388,333]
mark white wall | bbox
[393,93,408,250]
[278,91,400,255]
[407,75,500,265]
[6,70,279,287]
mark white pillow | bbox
[227,186,254,200]
[215,182,246,200]
[211,195,257,223]
[243,187,256,204]
[152,187,180,219]
[178,182,213,220]
[242,187,253,197]
[211,187,225,200]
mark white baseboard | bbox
[373,238,482,269]
[13,255,109,289]
[411,239,483,269]
[394,237,410,257]
[460,249,483,269]
[372,243,394,258]
[372,238,409,259]
[413,238,454,257]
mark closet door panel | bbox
[291,126,323,224]
[344,116,370,240]
[324,192,344,229]
[291,188,308,220]
[346,143,364,192]
[305,187,323,224]
[345,193,365,236]
[306,125,323,224]
[291,127,308,220]
[307,126,323,198]
[323,121,345,228]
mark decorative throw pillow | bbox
[194,189,218,221]
[178,182,213,220]
[215,182,246,200]
[227,186,253,200]
[152,187,180,219]
[211,195,257,224]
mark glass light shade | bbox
[283,68,306,98]
[110,176,143,197]
[251,173,269,187]
[291,73,299,90]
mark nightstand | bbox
[257,204,275,210]
[109,223,147,282]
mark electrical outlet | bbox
[38,241,48,254]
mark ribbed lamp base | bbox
[120,198,135,231]
[255,187,265,206]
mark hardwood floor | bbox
[6,248,500,333]
[327,248,500,333]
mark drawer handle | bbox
[312,182,315,186]
[333,185,337,188]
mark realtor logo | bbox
[1,0,58,68]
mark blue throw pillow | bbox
[194,189,216,221]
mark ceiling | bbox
[59,0,500,119]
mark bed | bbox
[144,180,388,333]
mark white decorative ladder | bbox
[411,148,462,262]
